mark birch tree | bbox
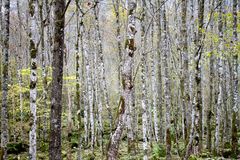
[28,0,39,159]
[1,0,10,159]
[207,0,215,152]
[112,0,122,94]
[215,0,223,155]
[140,0,149,159]
[180,0,189,143]
[17,0,24,141]
[231,0,238,155]
[75,1,82,159]
[193,0,204,153]
[162,4,171,160]
[39,0,48,141]
[94,1,113,131]
[107,2,137,159]
[150,0,159,143]
[156,0,164,142]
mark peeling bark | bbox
[107,2,137,159]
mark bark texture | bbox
[29,0,38,159]
[140,0,148,159]
[163,4,171,160]
[1,0,10,159]
[231,0,238,156]
[215,0,223,155]
[49,0,65,159]
[107,2,137,159]
[180,0,189,144]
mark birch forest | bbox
[0,0,239,159]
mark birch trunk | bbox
[38,0,48,141]
[180,0,189,143]
[207,0,215,152]
[150,15,159,143]
[81,22,89,147]
[67,86,73,160]
[113,0,123,94]
[163,4,171,160]
[156,0,164,142]
[231,0,238,155]
[86,32,94,152]
[96,64,104,155]
[42,0,51,141]
[1,0,10,159]
[147,0,158,144]
[75,1,82,159]
[94,2,113,131]
[193,0,204,153]
[107,2,137,159]
[17,0,24,141]
[29,0,38,159]
[78,7,86,158]
[140,0,148,159]
[215,0,223,155]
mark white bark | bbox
[16,0,24,141]
[94,3,113,131]
[151,27,159,143]
[107,2,137,159]
[86,34,94,151]
[215,0,223,154]
[140,1,148,159]
[163,4,171,160]
[29,0,38,159]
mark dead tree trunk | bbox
[107,2,137,159]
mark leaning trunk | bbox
[107,2,137,159]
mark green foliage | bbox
[224,142,231,149]
[151,143,166,159]
[84,152,96,160]
[222,149,234,158]
[21,68,30,76]
[39,141,49,152]
[200,151,211,158]
[172,140,185,156]
[7,142,28,155]
[189,155,198,160]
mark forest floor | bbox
[7,138,239,160]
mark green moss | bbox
[189,155,198,160]
[2,64,8,76]
[30,40,37,58]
